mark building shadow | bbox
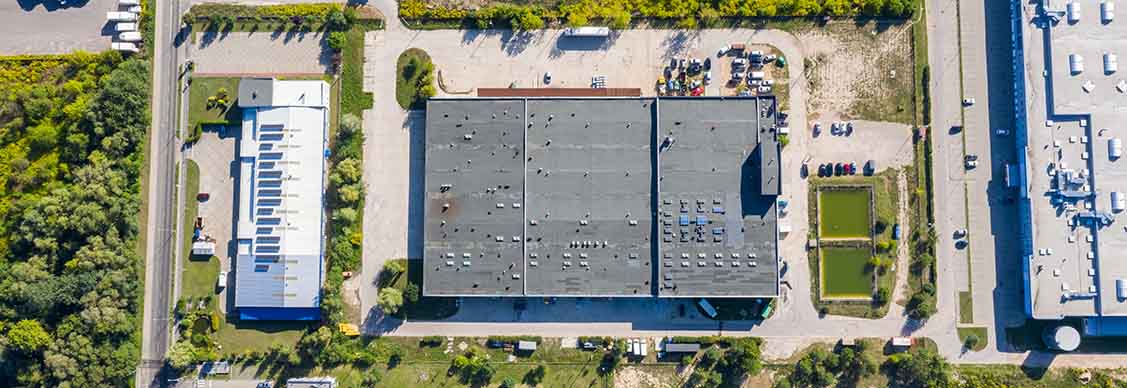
[406,111,426,260]
[16,0,89,11]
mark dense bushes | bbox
[0,53,150,387]
[320,113,365,325]
[401,0,918,28]
[396,48,435,110]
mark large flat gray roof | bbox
[423,97,779,297]
[656,98,780,297]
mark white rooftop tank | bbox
[1045,325,1081,351]
[1069,1,1082,23]
[1070,54,1085,74]
[1105,53,1118,73]
[1102,1,1115,23]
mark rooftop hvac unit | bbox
[1110,138,1123,159]
[1114,191,1126,212]
[1069,1,1081,23]
[1105,53,1118,73]
[1070,54,1085,74]
[1103,1,1115,23]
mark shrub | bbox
[874,286,891,305]
[420,335,443,347]
[327,31,346,50]
[209,311,221,332]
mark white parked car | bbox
[118,31,142,42]
[217,271,228,289]
[116,22,137,32]
[717,45,729,57]
[757,85,772,93]
[111,42,139,53]
[119,0,140,5]
[128,5,142,13]
[963,98,976,106]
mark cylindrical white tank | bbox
[1071,54,1085,74]
[1105,53,1118,73]
[1070,1,1082,23]
[1113,192,1125,212]
[1110,138,1122,159]
[1045,325,1081,351]
[1103,1,1116,23]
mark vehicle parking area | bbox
[189,129,238,312]
[0,0,119,54]
[191,32,332,75]
[408,29,798,98]
[804,119,915,177]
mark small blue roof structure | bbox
[679,215,690,226]
[696,215,707,225]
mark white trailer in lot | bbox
[107,11,137,21]
[118,31,142,42]
[563,27,610,38]
[116,22,137,32]
[112,42,139,53]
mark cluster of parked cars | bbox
[658,57,711,96]
[817,161,858,177]
[811,121,855,137]
[720,44,780,95]
[106,0,143,53]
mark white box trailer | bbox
[1111,138,1123,159]
[107,11,137,21]
[1070,54,1085,74]
[1068,1,1081,23]
[749,71,766,80]
[116,22,137,32]
[1105,53,1118,73]
[1103,1,1115,23]
[119,0,140,5]
[111,42,139,53]
[1113,191,1126,212]
[563,27,610,38]
[118,31,142,42]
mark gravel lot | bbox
[0,0,118,54]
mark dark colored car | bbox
[834,163,843,176]
[818,164,828,177]
[849,162,857,175]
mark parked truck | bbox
[118,31,142,42]
[111,42,139,53]
[563,27,610,38]
[107,11,137,21]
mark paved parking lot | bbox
[0,0,117,54]
[191,31,331,75]
[190,129,237,313]
[803,120,914,173]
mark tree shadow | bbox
[16,0,89,11]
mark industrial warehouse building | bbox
[423,97,782,298]
[1015,0,1127,349]
[233,78,330,320]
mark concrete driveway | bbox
[190,129,238,314]
[0,0,118,54]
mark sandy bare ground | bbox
[614,366,674,388]
[799,21,916,123]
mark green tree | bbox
[886,348,951,388]
[384,260,406,277]
[964,333,980,350]
[327,31,347,50]
[405,282,420,303]
[500,376,518,388]
[525,363,547,385]
[7,320,51,353]
[378,287,405,314]
[687,368,722,388]
[608,9,631,29]
[874,286,891,305]
[325,9,350,30]
[340,113,363,135]
[168,341,196,369]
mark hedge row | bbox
[400,0,918,29]
[187,3,343,19]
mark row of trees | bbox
[685,338,764,388]
[321,113,366,326]
[0,53,151,386]
[401,0,918,29]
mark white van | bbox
[118,31,142,42]
[111,42,139,53]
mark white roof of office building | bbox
[234,79,330,312]
[1022,0,1127,319]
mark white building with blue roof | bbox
[234,78,329,321]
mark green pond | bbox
[821,247,874,298]
[818,189,872,238]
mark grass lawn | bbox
[179,160,220,301]
[341,26,373,116]
[187,77,243,132]
[214,320,311,355]
[958,326,988,352]
[818,188,872,239]
[396,48,433,110]
[383,258,459,319]
[821,247,874,298]
[959,291,974,323]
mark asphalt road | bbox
[136,0,185,386]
